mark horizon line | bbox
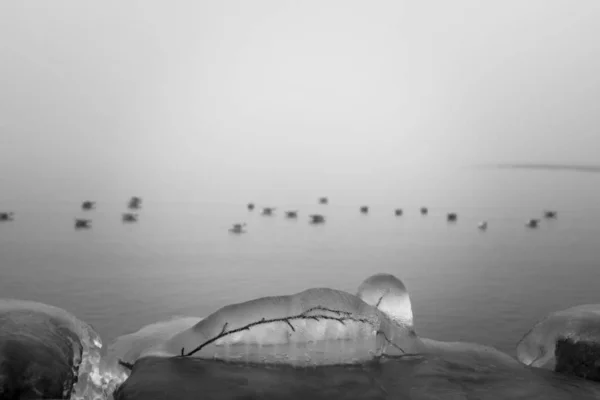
[469,163,600,173]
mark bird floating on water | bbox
[478,221,488,230]
[360,206,369,214]
[247,203,255,211]
[447,213,457,222]
[128,196,142,210]
[285,211,298,218]
[394,209,403,216]
[261,207,276,216]
[318,197,328,204]
[122,213,138,223]
[0,212,15,221]
[420,207,428,215]
[81,201,96,210]
[74,219,91,229]
[229,223,246,234]
[309,214,325,224]
[525,219,540,228]
[543,210,557,219]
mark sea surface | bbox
[1,168,600,359]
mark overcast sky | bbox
[1,1,599,204]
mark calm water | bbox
[1,169,600,357]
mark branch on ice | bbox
[174,305,405,358]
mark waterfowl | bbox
[128,197,142,210]
[447,213,457,222]
[420,207,428,215]
[318,197,328,204]
[0,212,14,221]
[229,223,246,234]
[394,208,403,216]
[122,213,138,223]
[75,219,91,229]
[360,206,369,214]
[247,203,255,211]
[543,210,557,219]
[309,214,325,224]
[81,201,96,210]
[285,211,298,218]
[478,221,488,230]
[261,207,276,216]
[525,219,540,228]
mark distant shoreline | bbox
[473,163,600,173]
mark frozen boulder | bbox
[516,304,600,381]
[137,287,421,366]
[0,299,103,399]
[104,275,600,399]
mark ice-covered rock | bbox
[5,275,600,400]
[138,287,421,366]
[516,304,600,381]
[0,299,103,399]
[111,273,600,399]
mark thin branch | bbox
[285,319,295,331]
[374,289,391,309]
[220,322,229,335]
[378,331,405,354]
[171,304,407,363]
[118,359,134,371]
[176,306,373,358]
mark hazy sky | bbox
[1,1,599,204]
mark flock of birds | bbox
[0,196,558,233]
[228,197,558,233]
[0,196,143,228]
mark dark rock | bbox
[555,338,600,381]
[113,354,600,400]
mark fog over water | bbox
[1,1,599,205]
[1,0,600,377]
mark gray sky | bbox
[1,1,599,204]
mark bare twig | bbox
[220,322,229,334]
[374,289,391,309]
[378,331,406,354]
[171,305,408,363]
[118,359,134,371]
[176,305,375,358]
